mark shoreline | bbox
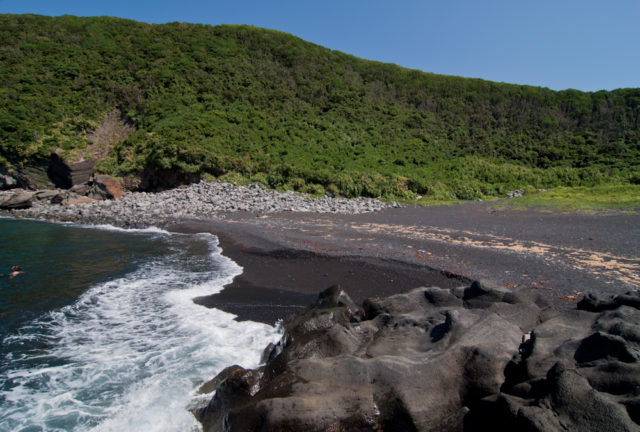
[4,181,639,325]
[167,219,469,325]
[164,202,640,317]
[4,203,640,431]
[2,212,471,326]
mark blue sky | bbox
[1,0,638,91]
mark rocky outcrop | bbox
[195,283,640,432]
[1,163,52,190]
[88,174,124,200]
[467,289,640,431]
[0,175,124,211]
[48,153,96,189]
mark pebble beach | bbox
[5,181,398,228]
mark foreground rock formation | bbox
[195,283,640,431]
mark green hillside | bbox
[1,14,639,200]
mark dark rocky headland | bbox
[195,283,640,432]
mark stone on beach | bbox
[0,191,34,209]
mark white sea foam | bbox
[78,222,172,235]
[0,231,280,431]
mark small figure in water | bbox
[2,265,23,278]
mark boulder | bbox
[88,174,123,200]
[32,189,61,202]
[0,191,34,209]
[196,284,640,432]
[69,183,91,196]
[46,190,87,205]
[50,192,66,205]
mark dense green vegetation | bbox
[1,14,639,199]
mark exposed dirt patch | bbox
[82,108,135,162]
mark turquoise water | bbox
[0,218,278,431]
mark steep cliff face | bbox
[195,283,640,432]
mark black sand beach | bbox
[7,180,638,324]
[169,219,467,324]
[168,201,640,324]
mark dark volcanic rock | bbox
[48,153,95,189]
[88,174,124,200]
[578,291,640,312]
[2,163,52,190]
[69,183,91,196]
[196,284,640,432]
[139,167,201,191]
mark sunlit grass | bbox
[495,185,640,213]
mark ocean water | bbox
[0,218,280,432]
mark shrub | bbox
[218,171,248,185]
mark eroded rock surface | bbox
[196,283,640,432]
[0,191,34,209]
[48,153,96,189]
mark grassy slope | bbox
[1,14,639,200]
[494,184,640,213]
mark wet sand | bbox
[168,201,640,324]
[169,219,467,324]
